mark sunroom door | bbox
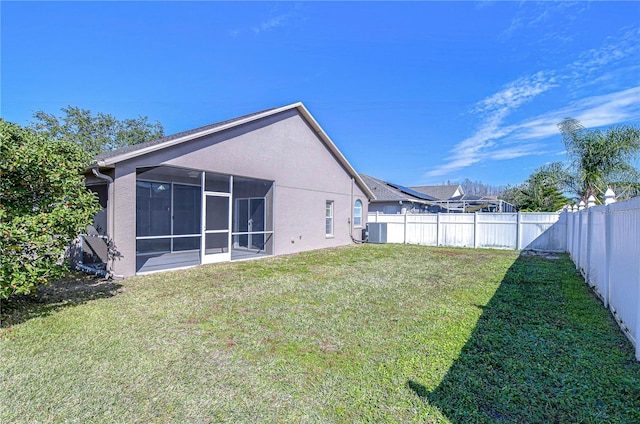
[202,193,231,264]
[234,198,266,250]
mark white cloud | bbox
[253,13,294,34]
[572,87,640,127]
[474,71,557,116]
[568,27,640,91]
[426,86,639,179]
[488,144,546,161]
[424,26,640,181]
[229,7,305,37]
[499,2,584,40]
[511,87,640,140]
[571,28,639,74]
[425,72,557,178]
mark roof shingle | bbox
[94,107,275,162]
[360,174,434,203]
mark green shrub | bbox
[0,120,100,299]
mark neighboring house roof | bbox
[410,184,464,200]
[360,174,436,203]
[91,102,374,199]
[386,182,438,201]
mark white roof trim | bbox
[293,103,374,199]
[95,102,374,199]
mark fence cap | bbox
[604,188,616,205]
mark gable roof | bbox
[360,174,436,203]
[409,184,464,200]
[92,102,374,199]
[94,108,275,163]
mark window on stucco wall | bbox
[325,201,334,236]
[354,199,363,227]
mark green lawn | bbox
[2,245,639,423]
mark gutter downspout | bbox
[351,177,354,237]
[90,168,123,279]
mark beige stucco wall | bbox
[108,109,368,277]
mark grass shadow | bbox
[413,252,640,422]
[1,271,123,328]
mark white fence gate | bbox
[368,204,640,360]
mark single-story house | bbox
[82,102,373,278]
[360,174,440,214]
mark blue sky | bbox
[2,1,639,187]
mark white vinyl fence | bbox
[566,196,640,360]
[367,211,566,251]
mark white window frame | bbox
[325,200,334,237]
[353,199,363,228]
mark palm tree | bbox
[558,118,640,203]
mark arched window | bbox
[353,199,363,227]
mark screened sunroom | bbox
[135,165,273,274]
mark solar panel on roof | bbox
[386,182,437,201]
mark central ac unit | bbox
[366,222,387,244]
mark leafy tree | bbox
[0,120,100,299]
[501,184,527,210]
[502,162,570,212]
[31,106,164,156]
[460,178,505,197]
[558,118,640,203]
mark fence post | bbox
[473,212,479,249]
[565,209,572,257]
[603,189,614,310]
[436,213,441,247]
[576,210,582,271]
[404,210,408,244]
[516,212,522,250]
[586,206,592,285]
[631,195,640,361]
[572,206,579,262]
[603,204,611,309]
[636,247,640,361]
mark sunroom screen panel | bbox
[136,181,171,237]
